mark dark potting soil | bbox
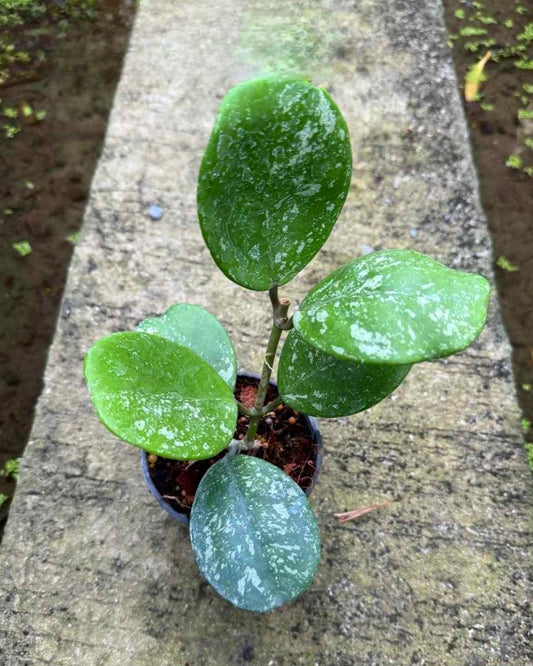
[147,376,320,518]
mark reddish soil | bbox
[147,375,321,518]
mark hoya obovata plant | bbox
[84,77,490,613]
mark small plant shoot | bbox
[85,76,490,613]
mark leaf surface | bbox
[190,454,320,612]
[197,77,352,290]
[84,332,237,459]
[137,303,237,388]
[278,329,410,417]
[294,249,490,364]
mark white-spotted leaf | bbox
[278,329,410,417]
[197,77,352,290]
[84,332,237,460]
[294,250,490,364]
[137,303,237,388]
[190,454,320,612]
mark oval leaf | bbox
[84,332,237,460]
[190,454,320,612]
[293,249,491,364]
[197,77,352,291]
[137,303,237,388]
[278,329,410,417]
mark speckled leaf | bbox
[278,329,410,417]
[137,303,237,388]
[294,249,491,364]
[197,77,352,291]
[190,454,320,612]
[84,332,237,460]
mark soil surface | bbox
[148,375,321,519]
[0,1,136,528]
[442,0,533,455]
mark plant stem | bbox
[262,395,283,415]
[226,440,240,458]
[237,401,256,417]
[269,283,293,330]
[241,284,291,448]
[243,321,282,445]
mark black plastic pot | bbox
[140,372,323,526]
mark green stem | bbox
[261,395,283,415]
[243,321,282,445]
[237,401,256,417]
[241,284,291,448]
[226,440,240,458]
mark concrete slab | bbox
[1,1,531,664]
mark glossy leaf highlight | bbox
[294,249,490,364]
[190,454,320,612]
[84,332,237,460]
[278,329,410,417]
[197,77,352,290]
[137,303,237,388]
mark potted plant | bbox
[84,76,490,613]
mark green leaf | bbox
[137,303,237,388]
[278,329,410,417]
[293,249,490,365]
[12,240,31,256]
[84,332,237,460]
[0,458,19,480]
[197,76,352,291]
[495,255,519,272]
[190,454,320,612]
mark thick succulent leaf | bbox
[190,454,320,612]
[294,249,491,364]
[137,303,237,388]
[84,332,237,460]
[197,76,352,291]
[278,329,410,417]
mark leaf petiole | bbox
[241,285,291,447]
